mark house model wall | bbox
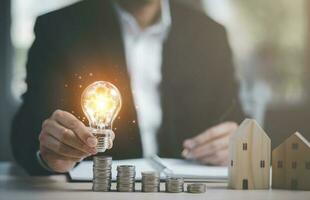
[228,119,271,189]
[272,132,310,190]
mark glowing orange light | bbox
[81,81,121,129]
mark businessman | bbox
[11,0,244,175]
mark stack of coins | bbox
[187,183,207,193]
[116,165,136,192]
[165,177,184,193]
[141,171,160,192]
[92,155,112,192]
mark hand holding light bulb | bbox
[38,81,120,173]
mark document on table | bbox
[69,156,228,182]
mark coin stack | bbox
[141,171,160,192]
[116,165,136,192]
[187,183,207,193]
[165,177,184,193]
[92,155,112,192]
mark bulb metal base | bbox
[90,128,113,153]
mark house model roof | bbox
[273,132,310,151]
[230,118,271,142]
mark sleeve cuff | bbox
[36,150,55,173]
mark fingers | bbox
[51,110,97,147]
[107,138,114,149]
[199,149,229,166]
[185,136,229,160]
[42,119,97,155]
[39,131,91,159]
[183,122,237,150]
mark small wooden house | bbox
[272,132,310,190]
[228,119,271,189]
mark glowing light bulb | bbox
[81,81,122,152]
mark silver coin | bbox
[116,165,136,192]
[92,156,112,192]
[141,171,160,193]
[187,183,207,193]
[165,177,184,193]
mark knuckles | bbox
[52,109,63,119]
[68,120,80,130]
[59,130,69,142]
[59,128,69,140]
[41,119,50,129]
[38,131,47,143]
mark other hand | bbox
[182,122,238,166]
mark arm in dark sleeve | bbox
[214,27,245,124]
[11,17,61,175]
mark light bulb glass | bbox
[81,81,122,152]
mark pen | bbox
[150,155,173,176]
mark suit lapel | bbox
[158,0,187,157]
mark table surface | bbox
[0,162,309,200]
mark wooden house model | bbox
[228,119,271,189]
[272,132,310,190]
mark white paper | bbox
[69,158,228,182]
[160,158,228,180]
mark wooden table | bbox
[0,162,309,200]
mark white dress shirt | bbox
[114,0,171,157]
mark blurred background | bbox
[1,0,310,161]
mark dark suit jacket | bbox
[11,0,244,175]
